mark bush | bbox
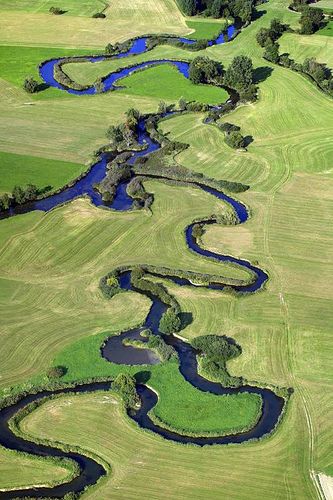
[189,56,222,84]
[159,308,182,335]
[192,335,242,387]
[49,6,65,14]
[0,193,10,211]
[299,6,324,34]
[92,12,106,18]
[224,131,245,149]
[94,78,104,93]
[99,272,121,298]
[264,41,280,63]
[47,366,66,379]
[23,77,39,94]
[112,373,139,409]
[105,43,115,55]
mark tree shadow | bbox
[37,82,50,92]
[38,185,53,195]
[179,312,193,330]
[253,66,274,84]
[252,9,267,21]
[243,135,254,147]
[135,370,151,384]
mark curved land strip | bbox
[0,25,288,499]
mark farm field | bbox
[0,0,332,497]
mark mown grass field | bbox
[0,0,107,17]
[19,391,316,499]
[186,19,226,40]
[0,0,332,496]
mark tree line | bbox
[178,0,260,25]
[0,184,39,211]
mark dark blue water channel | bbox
[0,22,286,499]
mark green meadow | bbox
[0,151,86,193]
[0,0,332,497]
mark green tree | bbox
[179,0,198,16]
[113,373,139,409]
[106,124,124,144]
[24,184,38,201]
[0,193,10,211]
[189,56,222,84]
[178,97,187,111]
[264,41,280,63]
[224,131,245,149]
[125,108,140,129]
[211,0,224,18]
[23,77,39,94]
[159,308,181,334]
[224,55,253,91]
[233,0,253,24]
[105,43,115,55]
[256,27,271,47]
[12,185,25,204]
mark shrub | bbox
[299,6,324,34]
[92,12,106,18]
[264,41,280,63]
[0,193,10,211]
[159,308,181,335]
[94,78,104,93]
[105,43,115,55]
[49,6,65,14]
[224,131,245,149]
[112,373,139,409]
[99,272,121,298]
[192,335,242,387]
[47,366,66,379]
[23,77,39,94]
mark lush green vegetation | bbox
[0,151,86,194]
[0,0,332,495]
[186,20,225,40]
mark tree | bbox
[189,56,222,84]
[300,7,324,34]
[106,124,124,144]
[113,373,139,409]
[125,108,140,130]
[211,0,224,18]
[224,55,253,91]
[269,18,285,40]
[178,97,187,111]
[0,193,10,211]
[158,101,167,114]
[105,43,115,55]
[159,308,181,334]
[224,131,245,149]
[12,185,25,205]
[23,77,39,94]
[264,41,280,63]
[233,0,253,24]
[94,78,104,93]
[178,0,198,16]
[24,184,38,201]
[256,27,271,47]
[49,6,64,14]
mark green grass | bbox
[0,151,86,194]
[18,390,316,499]
[0,0,107,17]
[117,64,228,104]
[185,20,225,40]
[0,0,333,495]
[0,447,72,491]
